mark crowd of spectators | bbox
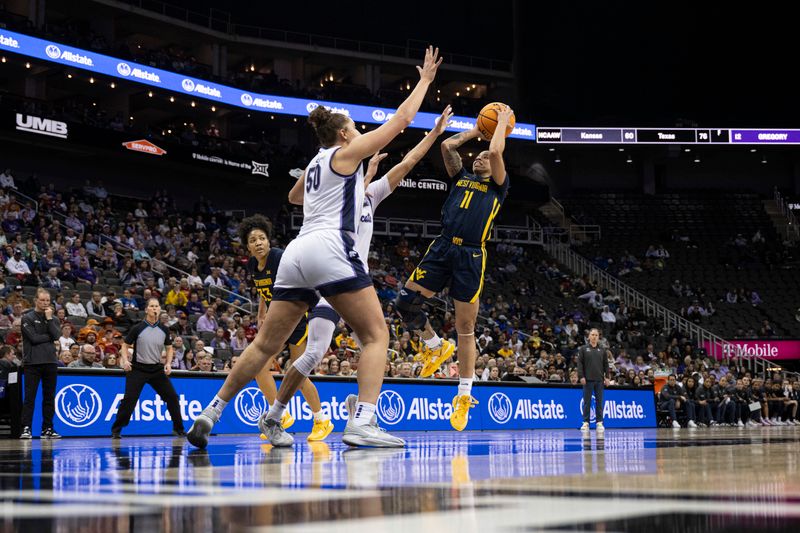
[0,167,798,432]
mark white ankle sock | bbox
[458,377,473,397]
[313,410,328,422]
[424,334,442,350]
[205,395,228,421]
[267,400,287,422]
[353,402,376,427]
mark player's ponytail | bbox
[308,106,350,147]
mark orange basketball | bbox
[476,102,516,140]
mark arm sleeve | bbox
[576,348,585,379]
[366,176,392,209]
[47,318,61,340]
[21,314,55,345]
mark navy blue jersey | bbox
[247,248,284,304]
[440,168,509,246]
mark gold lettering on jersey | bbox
[451,237,463,246]
[455,179,489,193]
[253,276,273,301]
[413,267,427,280]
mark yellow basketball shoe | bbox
[419,339,456,377]
[307,418,334,442]
[450,394,478,431]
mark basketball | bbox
[476,102,516,140]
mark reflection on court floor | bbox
[2,428,799,531]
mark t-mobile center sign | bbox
[703,340,800,361]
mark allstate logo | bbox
[45,44,61,59]
[234,387,269,426]
[376,390,405,425]
[372,109,386,121]
[181,78,195,92]
[240,93,253,106]
[487,392,512,424]
[55,384,102,428]
[117,62,132,76]
[306,102,319,113]
[580,398,597,423]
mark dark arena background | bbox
[1,1,799,531]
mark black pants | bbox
[111,366,184,434]
[582,380,605,423]
[21,364,58,430]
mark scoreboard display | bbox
[535,127,800,145]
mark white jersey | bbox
[298,146,364,238]
[355,176,392,270]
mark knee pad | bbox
[395,288,428,331]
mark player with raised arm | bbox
[396,105,514,431]
[259,106,454,447]
[187,46,443,449]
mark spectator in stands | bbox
[68,344,102,368]
[725,288,738,304]
[193,355,214,372]
[58,323,75,351]
[165,279,188,309]
[210,327,230,351]
[758,320,775,337]
[196,306,218,333]
[230,327,249,352]
[6,249,31,281]
[171,336,188,370]
[750,290,763,307]
[204,267,224,288]
[42,268,62,291]
[120,288,139,310]
[103,354,119,369]
[186,292,205,315]
[65,292,87,318]
[57,350,74,367]
[74,258,96,285]
[86,291,106,317]
[0,169,16,189]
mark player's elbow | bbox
[488,147,503,160]
[391,112,414,129]
[287,191,303,205]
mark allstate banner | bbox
[0,29,535,140]
[31,372,656,436]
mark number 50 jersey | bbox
[298,146,365,238]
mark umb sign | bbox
[15,113,68,139]
[703,340,800,361]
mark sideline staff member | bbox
[111,298,185,438]
[20,288,62,439]
[577,328,610,433]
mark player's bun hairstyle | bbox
[308,106,350,148]
[239,214,273,247]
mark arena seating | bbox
[562,191,800,338]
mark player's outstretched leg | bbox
[450,299,480,431]
[187,300,307,449]
[329,287,404,447]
